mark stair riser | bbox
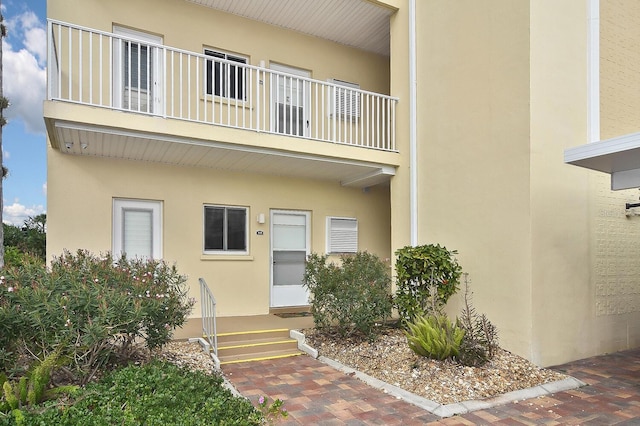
[216,330,290,344]
[219,350,302,364]
[218,341,298,357]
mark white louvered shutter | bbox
[327,217,358,253]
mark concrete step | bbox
[213,328,303,364]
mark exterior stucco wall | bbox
[529,1,591,366]
[46,148,392,318]
[48,0,389,96]
[412,1,533,360]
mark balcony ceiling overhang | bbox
[565,132,640,190]
[186,0,395,57]
[48,119,396,189]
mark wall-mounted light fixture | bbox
[257,213,265,224]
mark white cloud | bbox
[3,10,46,134]
[3,202,45,226]
[24,26,46,66]
[42,182,46,196]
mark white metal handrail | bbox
[199,277,218,366]
[47,19,398,152]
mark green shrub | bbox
[0,361,261,426]
[0,250,194,383]
[456,274,499,367]
[303,252,392,339]
[394,244,462,324]
[405,315,464,360]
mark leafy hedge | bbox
[0,250,194,383]
[0,361,260,426]
[303,252,392,339]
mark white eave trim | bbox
[565,131,640,190]
[564,131,640,174]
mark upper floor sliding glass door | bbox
[270,63,311,137]
[113,27,163,114]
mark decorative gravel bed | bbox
[303,328,568,405]
[158,331,568,406]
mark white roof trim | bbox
[565,131,640,174]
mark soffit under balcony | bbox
[186,0,395,56]
[49,120,396,189]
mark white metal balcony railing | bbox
[47,20,398,152]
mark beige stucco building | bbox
[45,0,640,367]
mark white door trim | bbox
[270,209,311,308]
[113,26,163,114]
[270,63,311,137]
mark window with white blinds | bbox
[326,217,358,254]
[113,199,162,260]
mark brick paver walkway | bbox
[223,348,640,425]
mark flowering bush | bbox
[394,244,462,324]
[0,250,194,383]
[254,395,288,425]
[303,252,392,339]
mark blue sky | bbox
[2,0,46,226]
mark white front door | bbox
[270,210,310,308]
[113,27,163,114]
[270,63,311,137]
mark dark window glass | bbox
[204,206,247,252]
[124,42,149,90]
[227,208,247,251]
[205,50,246,100]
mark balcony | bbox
[44,20,399,188]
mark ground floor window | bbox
[326,216,358,254]
[204,205,248,254]
[113,199,162,259]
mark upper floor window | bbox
[204,205,248,254]
[205,49,247,100]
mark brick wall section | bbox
[592,1,640,335]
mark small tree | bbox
[394,244,462,324]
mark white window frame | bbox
[326,216,358,254]
[204,48,248,101]
[113,199,163,260]
[203,205,249,255]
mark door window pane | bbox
[124,42,150,91]
[123,209,153,258]
[273,251,307,286]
